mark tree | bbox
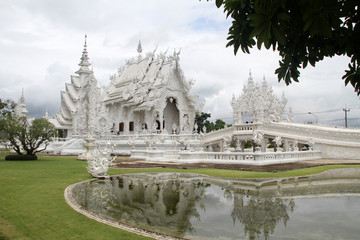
[214,119,226,130]
[204,0,360,95]
[0,98,57,155]
[195,112,228,133]
[195,112,211,133]
[0,98,15,118]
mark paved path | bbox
[111,157,360,172]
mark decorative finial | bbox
[44,107,49,119]
[80,34,89,63]
[77,34,91,73]
[20,88,25,102]
[137,40,142,54]
[248,69,253,82]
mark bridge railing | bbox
[178,150,322,163]
[60,133,201,142]
[261,122,360,146]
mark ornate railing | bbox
[178,150,322,163]
[67,133,201,142]
[260,122,360,147]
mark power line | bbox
[294,107,360,115]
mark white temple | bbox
[231,71,291,124]
[14,89,29,118]
[104,43,198,135]
[49,38,198,138]
[44,36,360,164]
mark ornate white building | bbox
[46,37,360,163]
[14,89,29,118]
[104,42,198,135]
[231,71,291,124]
[49,38,198,138]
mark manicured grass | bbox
[0,155,359,240]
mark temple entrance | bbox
[163,97,179,134]
[156,120,161,130]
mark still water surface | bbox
[71,170,360,239]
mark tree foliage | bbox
[0,98,57,155]
[204,0,360,95]
[0,98,15,118]
[195,112,228,133]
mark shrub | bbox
[5,155,38,161]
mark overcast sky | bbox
[1,0,359,127]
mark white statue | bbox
[87,143,116,178]
[253,131,264,146]
[253,130,264,152]
[202,125,207,133]
[273,136,283,152]
[292,140,299,151]
[223,135,232,152]
[306,138,315,151]
[194,123,198,133]
[172,123,177,134]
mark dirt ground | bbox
[111,156,360,172]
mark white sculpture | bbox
[306,138,315,151]
[128,136,138,149]
[222,135,232,152]
[273,136,283,152]
[202,125,207,133]
[87,143,116,178]
[292,140,299,151]
[194,123,198,133]
[172,123,177,134]
[253,130,264,152]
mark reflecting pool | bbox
[67,168,360,239]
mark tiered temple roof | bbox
[104,46,197,112]
[49,35,94,131]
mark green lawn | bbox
[0,154,359,240]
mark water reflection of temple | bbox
[73,173,209,237]
[71,169,360,240]
[230,193,294,240]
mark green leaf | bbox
[215,0,224,8]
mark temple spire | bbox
[248,69,254,84]
[44,107,49,119]
[14,89,28,117]
[20,88,25,103]
[137,40,142,54]
[76,34,92,74]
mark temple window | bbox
[119,122,124,132]
[129,121,134,132]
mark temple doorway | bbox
[163,97,179,134]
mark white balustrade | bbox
[178,150,322,165]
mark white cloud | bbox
[0,1,359,126]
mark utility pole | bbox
[343,107,350,128]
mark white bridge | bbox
[48,121,360,165]
[203,122,360,160]
[46,70,360,165]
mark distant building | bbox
[14,89,28,117]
